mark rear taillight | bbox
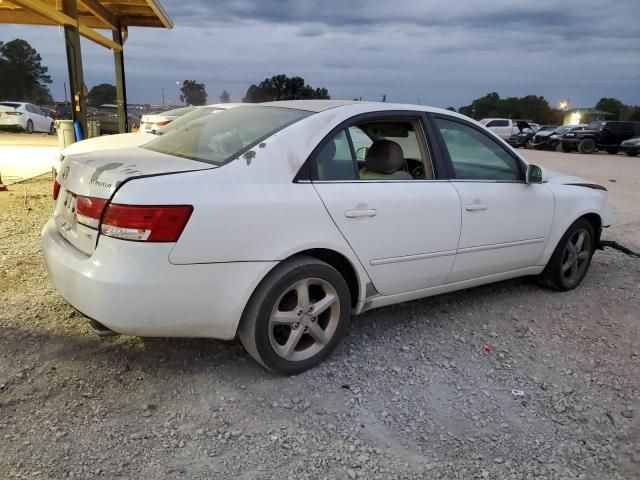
[76,196,107,229]
[52,180,61,200]
[155,120,171,127]
[5,111,22,116]
[101,204,193,242]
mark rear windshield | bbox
[0,102,21,109]
[157,106,220,135]
[144,106,311,165]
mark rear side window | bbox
[144,106,311,165]
[436,118,522,181]
[314,129,359,180]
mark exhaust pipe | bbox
[87,319,120,337]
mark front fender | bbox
[539,184,612,265]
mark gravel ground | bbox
[1,174,639,480]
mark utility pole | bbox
[161,88,165,107]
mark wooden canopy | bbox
[0,0,173,51]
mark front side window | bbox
[144,106,311,165]
[311,118,433,181]
[436,118,522,181]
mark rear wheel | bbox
[25,120,34,134]
[578,138,596,154]
[238,256,351,375]
[605,147,619,155]
[538,219,595,291]
[48,122,55,135]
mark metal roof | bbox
[0,0,172,50]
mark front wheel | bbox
[538,219,595,291]
[49,122,56,135]
[605,147,619,155]
[25,120,34,134]
[626,152,638,157]
[238,256,351,375]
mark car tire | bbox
[538,218,595,291]
[238,255,351,375]
[605,147,619,155]
[25,120,34,134]
[625,152,638,157]
[578,138,596,154]
[48,122,56,135]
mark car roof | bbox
[258,100,365,112]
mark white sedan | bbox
[42,100,614,374]
[0,101,55,134]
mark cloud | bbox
[1,0,638,108]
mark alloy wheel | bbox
[561,228,592,285]
[268,278,340,362]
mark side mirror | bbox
[355,147,369,162]
[527,164,543,184]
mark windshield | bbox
[144,106,311,165]
[157,106,221,135]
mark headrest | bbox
[365,140,405,174]
[316,140,336,164]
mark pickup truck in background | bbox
[559,121,640,154]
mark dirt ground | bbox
[0,149,639,479]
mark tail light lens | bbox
[5,111,22,116]
[52,180,61,200]
[155,120,171,126]
[101,204,193,242]
[76,196,107,228]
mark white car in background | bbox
[53,104,239,173]
[0,101,55,134]
[139,106,196,134]
[42,100,613,374]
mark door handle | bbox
[345,209,377,218]
[465,203,488,211]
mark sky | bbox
[2,0,639,109]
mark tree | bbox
[0,39,52,104]
[243,75,330,102]
[595,97,625,120]
[446,106,457,112]
[180,80,207,105]
[219,89,230,103]
[459,92,560,123]
[87,83,116,107]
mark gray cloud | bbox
[1,0,638,108]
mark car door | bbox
[432,114,554,282]
[309,113,462,296]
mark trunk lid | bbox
[53,147,213,255]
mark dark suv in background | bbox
[559,121,640,154]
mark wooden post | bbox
[113,25,128,133]
[61,0,87,137]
